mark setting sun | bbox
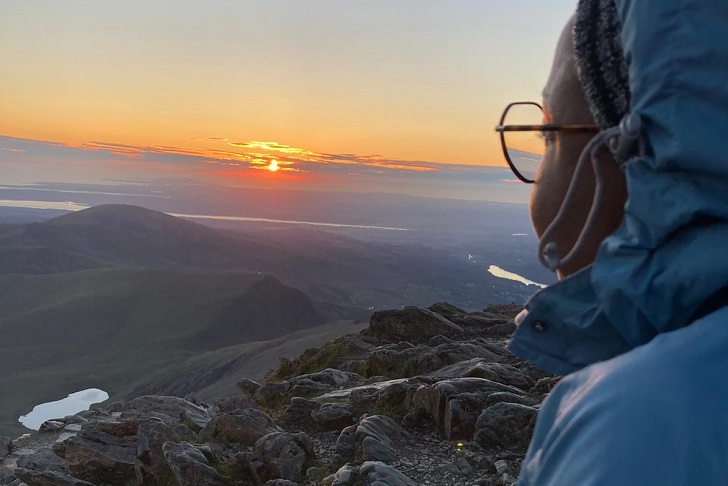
[267,159,279,172]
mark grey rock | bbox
[473,402,538,451]
[162,441,223,486]
[366,307,464,343]
[53,421,138,485]
[13,468,95,486]
[494,460,511,475]
[263,480,299,486]
[484,392,536,407]
[428,302,468,319]
[359,461,417,486]
[427,335,452,346]
[305,466,328,482]
[281,397,320,425]
[473,476,496,486]
[448,360,535,390]
[442,398,476,440]
[1,466,16,484]
[252,432,314,482]
[290,369,362,389]
[412,377,525,440]
[456,456,475,476]
[331,464,356,485]
[39,421,65,433]
[135,419,197,484]
[354,415,413,451]
[312,404,355,431]
[334,425,356,461]
[532,376,562,395]
[360,436,395,464]
[122,396,210,429]
[501,472,518,485]
[16,447,68,473]
[200,409,282,445]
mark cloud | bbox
[0,134,528,202]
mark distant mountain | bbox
[0,204,531,310]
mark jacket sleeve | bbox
[517,316,728,486]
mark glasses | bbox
[495,102,599,183]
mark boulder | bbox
[532,376,562,396]
[16,447,69,474]
[484,392,536,407]
[366,307,464,343]
[311,404,355,431]
[135,419,197,484]
[334,425,356,461]
[366,342,502,379]
[473,402,538,451]
[252,432,315,482]
[263,480,299,486]
[0,466,16,484]
[360,436,395,463]
[162,441,224,486]
[428,302,468,320]
[335,415,413,463]
[360,461,417,486]
[430,359,534,390]
[352,461,416,486]
[353,415,413,452]
[13,468,95,486]
[412,377,527,440]
[200,409,282,445]
[280,398,320,425]
[52,420,141,485]
[39,421,65,433]
[289,369,362,389]
[122,396,210,429]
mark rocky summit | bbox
[0,303,558,486]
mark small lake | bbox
[488,265,547,288]
[18,388,109,430]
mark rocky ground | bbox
[0,303,558,486]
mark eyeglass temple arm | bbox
[495,124,600,133]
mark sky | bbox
[0,0,578,202]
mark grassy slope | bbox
[0,267,327,437]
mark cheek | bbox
[529,150,562,238]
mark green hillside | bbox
[0,267,325,437]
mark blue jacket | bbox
[510,1,728,484]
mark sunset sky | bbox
[1,0,577,200]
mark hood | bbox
[509,0,728,375]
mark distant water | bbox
[0,199,90,211]
[0,199,408,231]
[488,265,547,288]
[169,212,409,231]
[18,388,109,430]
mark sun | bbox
[267,159,279,172]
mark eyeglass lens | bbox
[504,104,545,182]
